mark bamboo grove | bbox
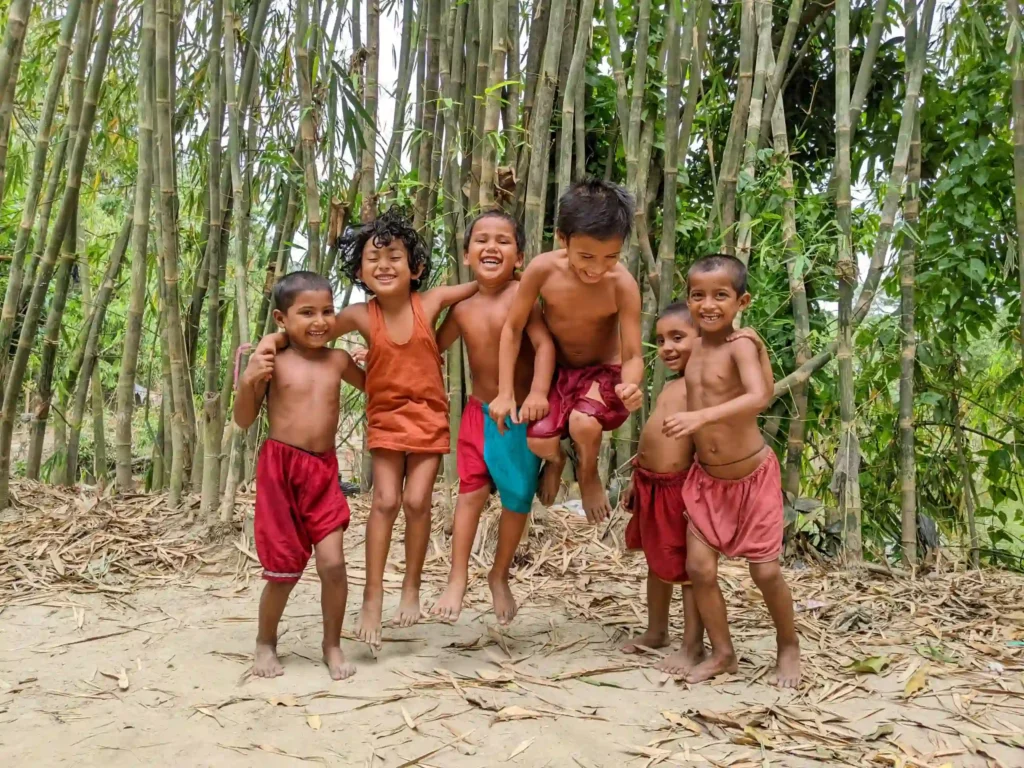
[1,0,1023,569]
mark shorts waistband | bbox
[692,447,777,485]
[632,459,689,484]
[264,438,335,460]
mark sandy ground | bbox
[2,489,1024,767]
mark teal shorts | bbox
[456,397,541,514]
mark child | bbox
[662,254,801,688]
[429,211,556,625]
[621,302,772,675]
[234,271,365,680]
[259,209,478,647]
[494,179,643,522]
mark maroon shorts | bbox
[682,450,783,563]
[526,364,630,439]
[625,464,690,584]
[255,439,350,582]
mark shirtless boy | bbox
[494,179,643,522]
[235,271,365,681]
[662,254,801,688]
[430,211,555,625]
[622,303,772,675]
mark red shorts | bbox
[681,450,783,563]
[526,364,630,439]
[255,439,350,582]
[625,463,690,584]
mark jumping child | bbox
[235,271,365,680]
[494,179,643,522]
[621,302,772,675]
[257,209,477,647]
[662,254,801,688]
[430,211,556,625]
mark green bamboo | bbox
[512,0,550,189]
[470,0,492,209]
[756,0,803,151]
[1011,0,1024,363]
[480,0,509,208]
[360,0,379,220]
[502,0,521,162]
[413,0,441,230]
[296,0,321,270]
[0,0,30,105]
[379,0,415,187]
[0,33,23,208]
[555,0,595,206]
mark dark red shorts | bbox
[526,364,630,439]
[255,439,350,582]
[682,450,783,563]
[625,463,690,584]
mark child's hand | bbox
[621,478,635,511]
[518,391,549,424]
[662,410,706,438]
[488,394,518,434]
[350,345,368,367]
[727,327,764,349]
[244,345,275,384]
[615,382,643,412]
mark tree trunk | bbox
[524,0,567,259]
[480,0,509,208]
[0,0,118,510]
[115,0,156,490]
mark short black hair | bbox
[337,207,431,293]
[687,253,748,294]
[556,178,635,242]
[659,301,694,326]
[463,209,525,254]
[273,270,333,313]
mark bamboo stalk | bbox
[1011,0,1024,363]
[414,0,441,230]
[480,0,510,208]
[502,0,521,164]
[513,0,550,188]
[524,0,567,259]
[757,0,803,151]
[378,0,415,187]
[848,0,890,142]
[0,32,23,209]
[951,387,980,569]
[0,0,30,103]
[0,0,118,510]
[0,0,85,385]
[296,0,322,270]
[469,0,492,209]
[555,0,595,206]
[360,0,379,220]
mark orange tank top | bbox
[364,293,450,453]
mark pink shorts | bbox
[255,440,350,582]
[681,450,783,563]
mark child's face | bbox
[359,238,420,297]
[686,269,750,334]
[274,289,335,348]
[655,314,699,373]
[559,232,625,285]
[465,217,522,286]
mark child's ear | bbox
[462,252,470,267]
[556,230,568,249]
[515,251,525,268]
[271,309,286,329]
[411,263,425,280]
[738,292,752,310]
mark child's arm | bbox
[421,281,479,326]
[434,309,463,353]
[491,261,547,431]
[233,346,274,428]
[338,350,366,392]
[728,327,774,409]
[662,339,768,437]
[324,303,369,342]
[518,303,555,423]
[613,275,644,412]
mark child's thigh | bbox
[313,529,346,569]
[371,449,406,509]
[402,454,442,508]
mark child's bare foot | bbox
[252,642,284,677]
[656,642,706,675]
[430,579,467,623]
[488,570,517,625]
[537,454,565,506]
[322,643,356,681]
[579,470,611,523]
[768,642,801,688]
[394,587,421,628]
[355,595,383,647]
[620,629,669,654]
[685,651,738,684]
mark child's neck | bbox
[700,325,734,347]
[476,278,515,298]
[374,291,412,313]
[287,340,330,358]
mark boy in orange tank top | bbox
[258,209,477,648]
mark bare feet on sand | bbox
[655,643,707,676]
[537,455,565,506]
[579,470,611,523]
[430,580,467,623]
[355,596,383,647]
[767,643,801,688]
[619,629,669,655]
[685,651,738,684]
[394,587,422,628]
[252,642,284,678]
[488,571,518,625]
[322,644,356,681]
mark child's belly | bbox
[636,425,694,475]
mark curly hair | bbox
[336,207,431,294]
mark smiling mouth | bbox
[376,274,396,283]
[308,329,327,337]
[480,256,502,266]
[700,313,722,323]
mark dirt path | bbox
[2,486,1024,767]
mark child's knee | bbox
[686,550,718,585]
[749,560,782,590]
[316,556,347,584]
[402,491,432,519]
[568,410,601,445]
[527,436,561,460]
[372,489,402,519]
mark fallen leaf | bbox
[866,723,895,741]
[306,714,321,731]
[493,705,541,722]
[50,550,66,577]
[504,738,534,761]
[401,706,417,731]
[117,667,129,690]
[847,655,892,675]
[903,664,930,698]
[267,694,300,707]
[660,711,703,735]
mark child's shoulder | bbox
[657,377,688,407]
[524,249,565,275]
